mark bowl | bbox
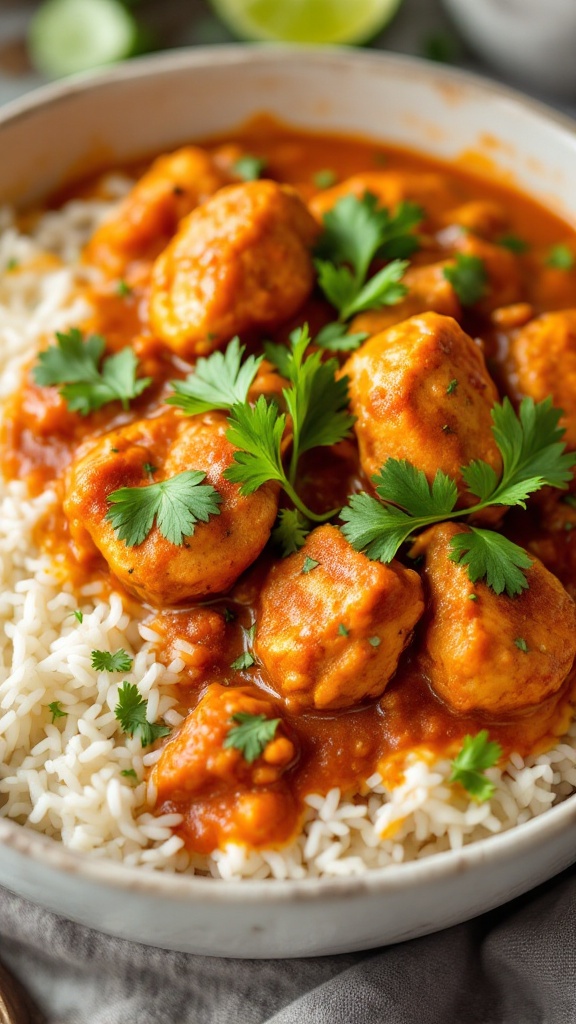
[1,46,576,958]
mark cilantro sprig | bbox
[341,397,576,596]
[106,470,222,547]
[225,325,353,530]
[313,192,421,349]
[443,254,487,306]
[91,649,133,673]
[223,712,280,764]
[114,681,170,748]
[449,731,502,802]
[32,328,151,415]
[166,337,263,416]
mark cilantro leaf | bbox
[47,701,67,723]
[225,396,287,495]
[302,556,320,573]
[376,201,424,260]
[314,322,369,352]
[546,244,574,270]
[114,682,170,748]
[443,254,488,306]
[223,712,280,763]
[91,649,133,673]
[230,652,256,671]
[166,337,263,416]
[314,169,337,189]
[32,328,151,415]
[233,155,267,181]
[340,397,576,595]
[316,192,389,280]
[273,508,311,556]
[448,528,532,597]
[449,730,502,802]
[498,234,529,254]
[105,471,222,547]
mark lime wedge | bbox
[28,0,140,78]
[210,0,403,44]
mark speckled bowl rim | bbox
[0,44,575,903]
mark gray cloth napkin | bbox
[0,865,574,1023]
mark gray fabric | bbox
[0,866,574,1023]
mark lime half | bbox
[28,0,140,78]
[210,0,403,44]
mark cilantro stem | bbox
[282,479,339,524]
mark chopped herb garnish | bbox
[340,396,576,596]
[223,607,236,623]
[121,768,138,781]
[73,610,83,624]
[443,254,488,306]
[546,244,575,270]
[468,593,478,601]
[514,637,529,653]
[233,155,267,181]
[105,471,222,548]
[422,32,459,63]
[91,649,133,673]
[245,622,257,643]
[338,623,349,636]
[230,651,256,671]
[47,701,67,723]
[498,234,529,254]
[368,636,381,647]
[116,279,132,297]
[446,379,459,395]
[5,257,19,271]
[223,712,280,763]
[166,337,263,416]
[449,730,502,802]
[114,682,170,748]
[143,462,157,476]
[273,508,311,556]
[314,322,369,353]
[302,556,320,574]
[32,328,152,415]
[313,169,337,189]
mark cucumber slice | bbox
[28,0,139,78]
[210,0,404,44]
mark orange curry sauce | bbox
[3,117,576,855]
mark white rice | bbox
[0,191,575,880]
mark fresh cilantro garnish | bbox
[338,623,349,636]
[443,254,488,306]
[106,471,222,547]
[313,169,337,189]
[273,508,311,556]
[514,637,529,653]
[546,244,575,270]
[422,31,459,63]
[223,607,236,623]
[468,593,478,601]
[5,257,19,272]
[314,322,369,353]
[121,768,138,781]
[302,556,320,574]
[32,328,152,415]
[446,379,458,395]
[91,649,133,673]
[368,636,381,647]
[114,682,171,748]
[230,651,256,671]
[166,337,263,416]
[47,701,67,723]
[341,396,576,596]
[225,325,353,530]
[498,234,529,254]
[116,279,132,297]
[314,192,422,322]
[223,712,280,763]
[143,462,157,476]
[449,731,502,802]
[233,155,267,181]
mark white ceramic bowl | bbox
[1,47,576,958]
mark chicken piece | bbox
[441,200,509,241]
[507,310,576,449]
[351,259,461,337]
[152,683,298,851]
[84,147,228,275]
[309,171,458,225]
[63,411,278,606]
[254,525,424,711]
[418,523,576,715]
[149,181,318,358]
[343,312,502,512]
